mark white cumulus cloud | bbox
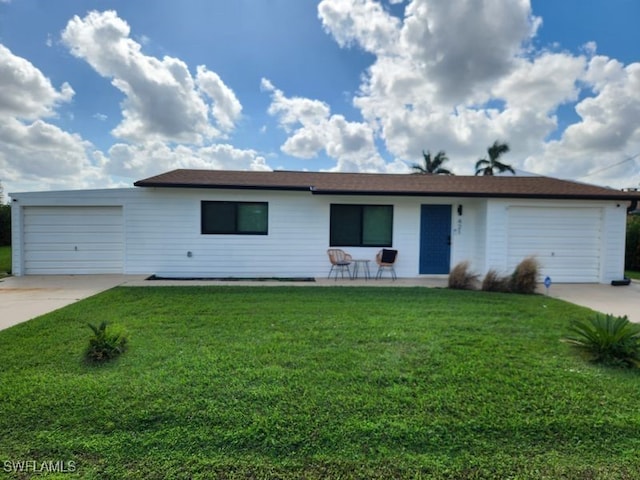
[262,78,388,172]
[316,0,640,186]
[0,44,74,120]
[61,10,242,144]
[106,142,270,179]
[0,44,104,193]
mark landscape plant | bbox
[0,203,10,246]
[563,314,640,368]
[447,260,479,290]
[84,321,128,363]
[625,214,640,271]
[510,256,540,294]
[0,245,10,276]
[481,269,511,292]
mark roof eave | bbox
[311,190,639,201]
[133,181,640,201]
[133,181,312,192]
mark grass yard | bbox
[1,286,639,479]
[0,246,10,276]
[625,270,640,280]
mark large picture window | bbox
[330,204,393,247]
[201,201,268,235]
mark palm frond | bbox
[487,141,510,161]
[414,149,453,175]
[563,314,640,367]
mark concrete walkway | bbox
[1,274,639,331]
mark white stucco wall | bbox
[122,189,462,278]
[9,187,628,283]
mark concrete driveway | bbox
[0,275,147,331]
[545,281,640,323]
[0,275,638,331]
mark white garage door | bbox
[23,206,124,274]
[507,207,602,283]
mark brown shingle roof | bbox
[134,169,640,200]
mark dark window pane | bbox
[330,204,362,246]
[237,203,268,233]
[202,201,268,235]
[202,202,236,234]
[362,205,393,246]
[330,204,392,247]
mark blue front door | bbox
[419,205,452,274]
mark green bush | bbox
[625,215,640,271]
[0,204,10,246]
[510,256,540,294]
[0,246,10,275]
[447,260,479,290]
[481,269,511,292]
[563,314,640,368]
[85,321,127,363]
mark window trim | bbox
[329,203,393,247]
[201,201,269,235]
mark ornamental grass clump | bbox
[510,256,540,294]
[481,269,511,293]
[447,261,479,290]
[563,314,640,368]
[85,321,128,363]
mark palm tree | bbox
[412,150,453,175]
[474,140,515,176]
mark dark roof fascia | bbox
[133,180,640,201]
[133,181,312,192]
[311,190,638,201]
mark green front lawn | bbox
[1,287,639,479]
[625,270,640,280]
[0,245,10,275]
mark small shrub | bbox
[85,321,127,363]
[563,314,640,368]
[0,204,11,246]
[510,256,540,294]
[625,214,640,271]
[481,269,511,292]
[448,261,479,290]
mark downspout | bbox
[627,199,638,214]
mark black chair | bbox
[375,249,398,280]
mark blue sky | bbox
[1,0,639,197]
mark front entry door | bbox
[419,205,452,274]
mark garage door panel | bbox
[508,240,600,253]
[509,247,598,259]
[24,215,122,226]
[24,262,122,275]
[25,232,124,243]
[508,207,601,283]
[25,223,123,234]
[24,243,123,253]
[23,206,124,275]
[25,250,123,261]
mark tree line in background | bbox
[0,204,10,246]
[626,214,640,272]
[411,140,514,176]
[0,180,8,246]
